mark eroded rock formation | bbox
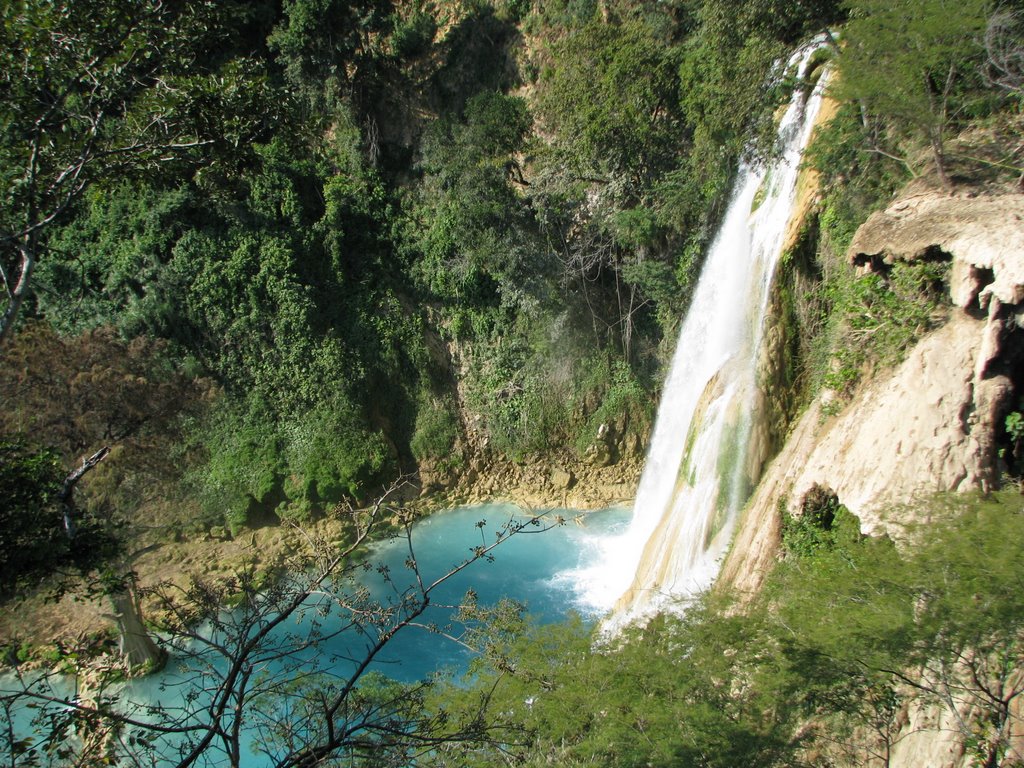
[722,186,1024,598]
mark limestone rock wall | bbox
[720,186,1024,766]
[723,187,1024,596]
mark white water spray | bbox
[567,41,831,624]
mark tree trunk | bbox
[931,129,952,190]
[110,584,166,672]
[0,241,35,347]
[925,65,955,191]
[59,447,110,537]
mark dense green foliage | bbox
[432,491,1024,767]
[779,483,860,558]
[1,0,1017,534]
[5,0,845,531]
[807,257,951,402]
[0,0,281,343]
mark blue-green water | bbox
[2,503,629,765]
[352,502,628,680]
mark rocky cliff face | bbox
[723,186,1024,596]
[720,185,1024,767]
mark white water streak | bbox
[568,41,831,624]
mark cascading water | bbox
[568,40,831,625]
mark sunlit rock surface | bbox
[722,186,1024,600]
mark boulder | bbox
[585,441,615,467]
[550,468,576,490]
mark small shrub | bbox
[276,497,314,525]
[224,506,250,539]
[575,359,651,456]
[810,259,950,404]
[1001,407,1024,474]
[780,486,861,559]
[391,10,436,58]
[411,395,461,463]
[1005,410,1024,443]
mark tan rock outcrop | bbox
[787,312,1005,533]
[722,187,1023,599]
[849,189,1024,309]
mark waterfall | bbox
[569,41,830,625]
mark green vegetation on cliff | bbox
[786,0,1022,411]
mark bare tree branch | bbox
[985,12,1024,95]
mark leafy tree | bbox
[428,492,1024,768]
[432,601,802,768]
[779,484,861,559]
[695,0,844,48]
[32,184,197,338]
[282,397,391,508]
[808,256,950,402]
[836,0,991,186]
[770,492,1024,767]
[414,91,540,327]
[527,14,690,362]
[901,503,1024,767]
[34,127,417,523]
[536,18,684,186]
[269,0,394,114]
[169,156,409,520]
[410,391,461,466]
[0,0,276,344]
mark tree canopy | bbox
[0,0,278,343]
[836,0,991,185]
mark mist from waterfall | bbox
[564,40,831,625]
